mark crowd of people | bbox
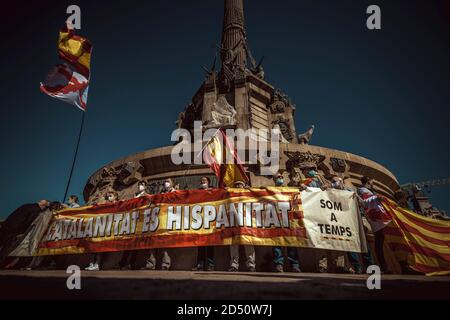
[0,171,399,274]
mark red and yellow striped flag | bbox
[203,129,249,188]
[58,26,92,78]
[382,198,450,276]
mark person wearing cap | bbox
[228,180,256,272]
[272,173,301,272]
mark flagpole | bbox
[63,111,86,203]
[196,127,222,159]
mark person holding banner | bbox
[120,181,150,270]
[141,178,175,271]
[193,177,216,271]
[272,173,301,273]
[329,176,374,274]
[85,191,119,271]
[300,168,328,191]
[357,176,392,273]
[228,181,256,272]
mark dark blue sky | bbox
[1,0,450,218]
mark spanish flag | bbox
[58,26,92,78]
[382,198,450,276]
[203,129,249,188]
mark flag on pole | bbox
[57,26,92,78]
[203,129,249,188]
[40,25,92,111]
[40,64,89,111]
[202,130,223,179]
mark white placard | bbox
[302,188,368,253]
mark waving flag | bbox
[203,129,249,188]
[382,198,450,276]
[40,64,89,111]
[40,25,92,111]
[202,131,223,179]
[58,26,92,78]
[358,187,392,232]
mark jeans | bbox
[273,247,299,267]
[348,249,374,273]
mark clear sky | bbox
[1,0,450,218]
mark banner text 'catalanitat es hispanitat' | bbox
[12,188,368,256]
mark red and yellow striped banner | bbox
[382,198,450,276]
[37,187,306,256]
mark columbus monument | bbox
[82,0,401,271]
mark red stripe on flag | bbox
[39,226,307,252]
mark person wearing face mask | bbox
[319,176,373,274]
[193,177,216,271]
[199,176,210,190]
[141,178,175,271]
[357,176,392,273]
[135,181,149,198]
[119,181,150,270]
[162,178,176,193]
[107,192,117,202]
[272,173,301,273]
[85,191,119,271]
[300,168,328,190]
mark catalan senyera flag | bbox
[382,198,450,276]
[203,129,250,188]
[40,25,92,111]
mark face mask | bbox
[308,170,317,178]
[139,185,146,192]
[164,182,171,189]
[108,196,114,201]
[276,179,284,186]
[332,182,341,189]
[201,183,209,189]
